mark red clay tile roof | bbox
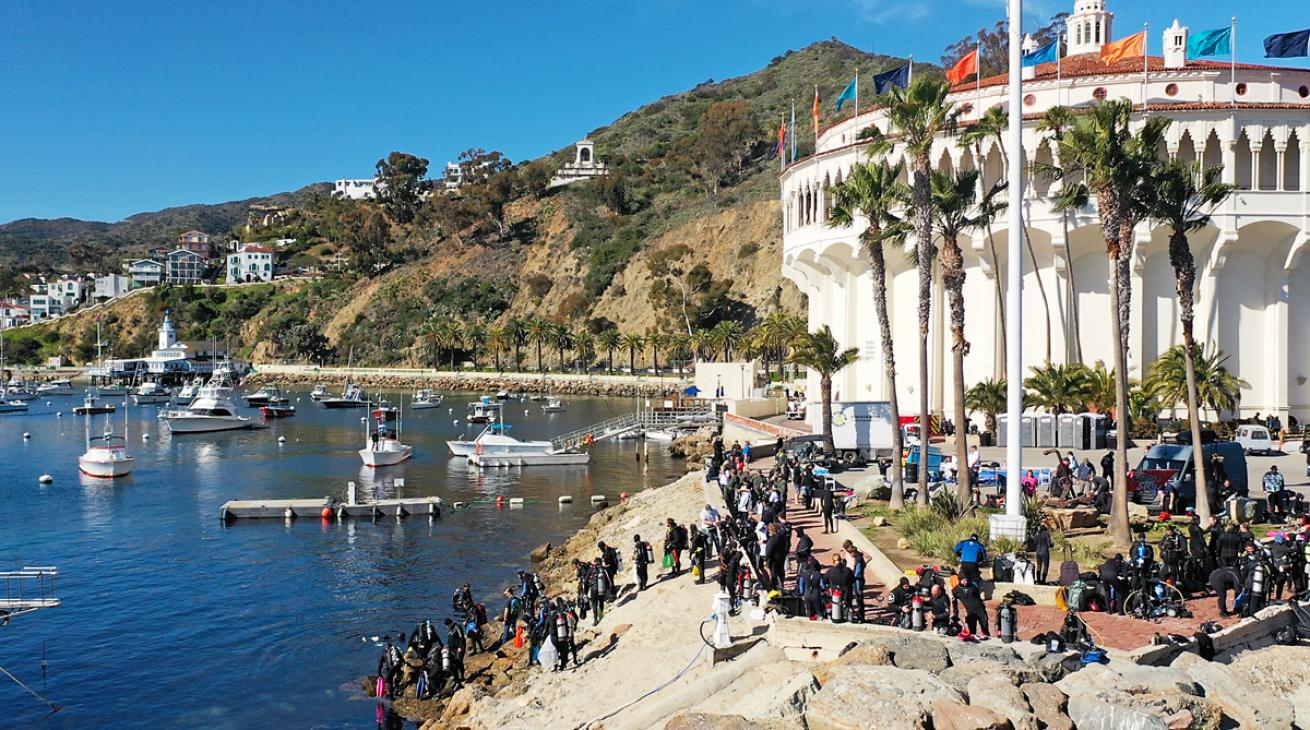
[955,53,1309,92]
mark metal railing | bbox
[550,404,719,451]
[1,567,60,625]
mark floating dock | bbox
[219,496,443,522]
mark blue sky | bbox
[2,0,1304,223]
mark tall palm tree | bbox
[931,167,1004,503]
[756,310,794,380]
[526,318,550,373]
[1081,360,1116,414]
[958,111,1008,366]
[422,318,447,369]
[573,331,595,373]
[646,329,667,376]
[886,77,962,503]
[668,332,692,376]
[1024,362,1091,415]
[979,105,1054,363]
[829,159,912,508]
[505,317,528,371]
[1036,105,1084,363]
[550,322,573,371]
[964,378,1007,436]
[1147,345,1248,419]
[597,329,621,373]
[441,321,463,370]
[462,321,488,370]
[711,321,743,362]
[1043,99,1169,544]
[691,329,715,363]
[788,326,861,456]
[1146,160,1235,524]
[619,332,645,375]
[487,325,507,372]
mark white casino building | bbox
[780,0,1310,423]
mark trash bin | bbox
[980,432,994,447]
[906,462,920,483]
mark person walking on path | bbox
[820,483,836,534]
[632,534,652,592]
[951,574,990,638]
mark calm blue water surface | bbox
[0,389,680,727]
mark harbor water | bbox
[0,390,682,727]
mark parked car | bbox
[1128,440,1248,507]
[1235,424,1276,455]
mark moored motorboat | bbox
[78,410,135,478]
[73,390,116,415]
[309,384,330,401]
[131,381,172,405]
[371,404,398,421]
[35,379,75,396]
[411,389,443,409]
[446,423,554,457]
[319,383,369,409]
[244,383,287,407]
[359,406,412,467]
[466,396,501,424]
[542,397,567,413]
[163,373,252,433]
[171,377,203,405]
[0,400,30,413]
[259,404,296,419]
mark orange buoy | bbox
[496,496,505,504]
[321,507,334,520]
[620,492,630,503]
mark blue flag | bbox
[834,76,857,112]
[1187,27,1232,59]
[1265,29,1310,58]
[1021,41,1058,67]
[871,65,910,95]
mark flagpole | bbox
[1000,0,1026,537]
[854,70,860,126]
[791,101,797,163]
[1142,23,1150,113]
[976,41,982,120]
[1231,17,1237,108]
[909,55,915,85]
[1058,33,1064,107]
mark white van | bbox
[1235,424,1275,455]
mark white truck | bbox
[806,400,896,465]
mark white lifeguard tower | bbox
[549,139,610,188]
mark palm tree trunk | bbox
[941,236,973,505]
[1063,211,1083,363]
[1173,231,1211,526]
[629,349,635,376]
[1104,201,1131,544]
[975,143,1007,374]
[913,164,933,505]
[536,342,543,373]
[607,349,614,374]
[821,375,835,455]
[869,240,906,509]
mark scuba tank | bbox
[997,602,1017,643]
[533,573,546,596]
[830,588,845,622]
[441,646,452,672]
[554,613,569,642]
[910,596,926,631]
[1252,562,1266,595]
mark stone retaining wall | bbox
[248,365,687,397]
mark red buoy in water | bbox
[321,507,334,520]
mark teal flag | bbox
[1188,27,1232,59]
[834,76,857,112]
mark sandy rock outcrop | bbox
[805,665,962,730]
[930,699,1014,730]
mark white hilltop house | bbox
[333,178,378,200]
[226,243,275,284]
[781,0,1310,423]
[549,140,610,188]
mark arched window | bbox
[1095,22,1102,44]
[579,148,591,163]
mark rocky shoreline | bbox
[248,370,685,398]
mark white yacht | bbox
[73,389,116,415]
[310,383,330,401]
[359,407,412,467]
[35,379,75,396]
[78,410,135,478]
[542,397,567,413]
[447,422,554,458]
[131,381,172,405]
[163,374,252,433]
[1,384,36,401]
[411,389,443,409]
[0,400,29,413]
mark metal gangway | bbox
[551,404,720,451]
[1,567,60,625]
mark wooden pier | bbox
[219,495,443,523]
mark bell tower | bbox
[1065,0,1114,56]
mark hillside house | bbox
[165,249,205,284]
[126,259,164,289]
[226,243,275,283]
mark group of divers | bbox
[372,438,1310,706]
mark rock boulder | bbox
[966,673,1036,730]
[1172,651,1294,729]
[1019,683,1072,730]
[805,665,962,730]
[930,699,1014,730]
[663,713,768,730]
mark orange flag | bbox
[811,86,821,140]
[1101,31,1145,65]
[946,49,979,85]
